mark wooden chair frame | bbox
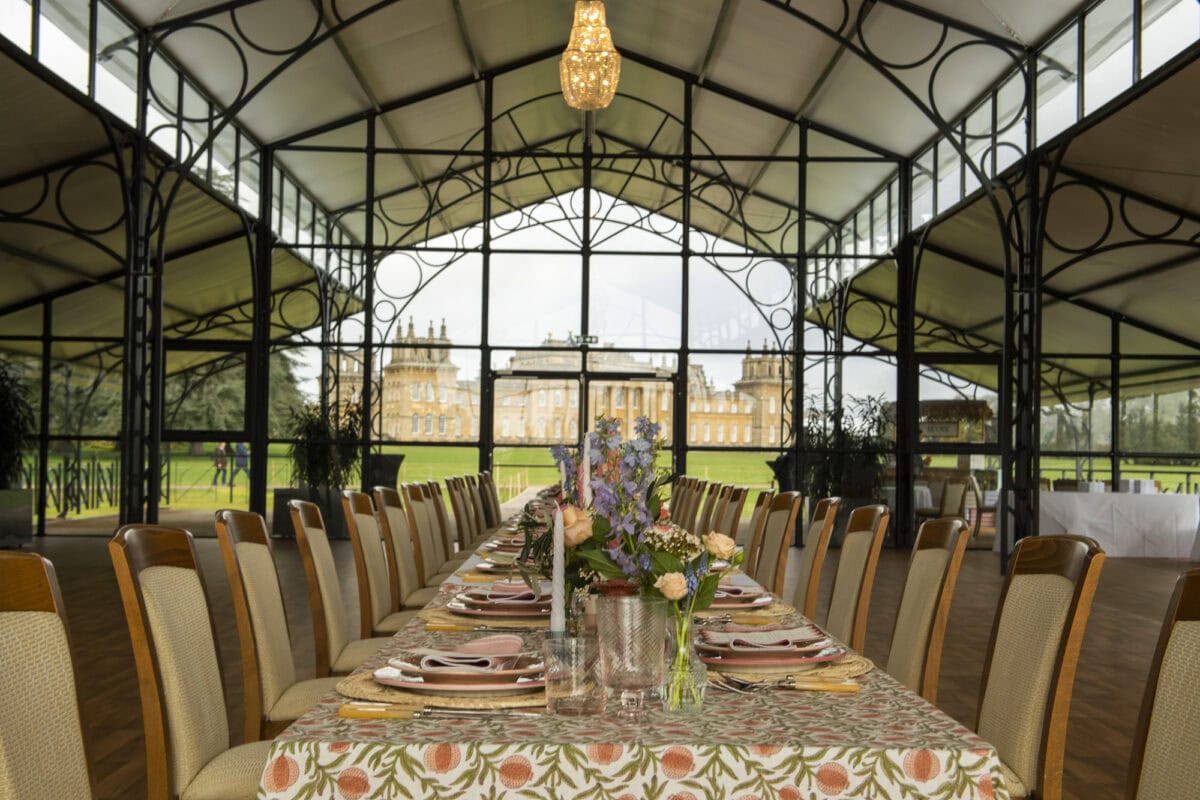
[401,482,435,582]
[890,516,968,703]
[795,497,840,619]
[759,491,804,597]
[966,474,997,540]
[109,525,228,800]
[288,499,338,677]
[425,480,454,558]
[1127,567,1200,800]
[716,486,749,538]
[695,482,723,535]
[445,476,476,549]
[213,509,299,741]
[342,490,388,639]
[977,534,1105,800]
[374,485,408,612]
[480,470,502,527]
[464,474,489,537]
[744,490,773,572]
[0,551,96,799]
[681,479,707,533]
[826,504,890,652]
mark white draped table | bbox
[1037,491,1200,559]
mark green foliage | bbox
[0,363,36,489]
[288,402,362,491]
[801,393,889,501]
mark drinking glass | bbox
[542,635,606,715]
[596,595,668,717]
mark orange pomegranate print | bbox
[499,755,533,788]
[979,775,995,800]
[815,762,850,795]
[422,742,461,773]
[778,787,801,800]
[587,743,624,764]
[903,749,940,782]
[660,747,695,779]
[336,767,370,800]
[329,741,351,754]
[263,755,298,792]
[751,744,782,757]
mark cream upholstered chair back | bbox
[445,477,475,549]
[977,534,1105,800]
[402,483,441,582]
[480,471,503,527]
[824,504,890,651]
[1128,568,1200,800]
[465,475,489,536]
[342,491,394,638]
[714,486,749,538]
[754,491,803,596]
[743,490,774,567]
[792,497,841,619]
[886,517,968,702]
[670,477,692,525]
[705,484,733,532]
[109,525,231,798]
[695,482,723,535]
[681,479,707,533]
[375,486,423,605]
[425,480,456,557]
[940,479,969,516]
[289,500,353,678]
[0,552,94,800]
[214,510,299,741]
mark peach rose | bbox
[655,572,688,601]
[703,532,736,560]
[561,505,593,547]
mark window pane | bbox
[588,255,681,348]
[489,254,581,346]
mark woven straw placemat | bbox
[714,653,873,683]
[695,601,797,620]
[419,606,551,630]
[336,670,547,709]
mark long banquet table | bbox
[1036,490,1200,559]
[258,540,1012,799]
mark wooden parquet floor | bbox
[24,534,1189,800]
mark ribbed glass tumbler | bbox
[596,595,668,717]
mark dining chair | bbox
[823,504,890,652]
[791,497,841,619]
[288,500,399,677]
[374,486,442,609]
[0,552,95,800]
[885,516,969,702]
[213,510,342,741]
[109,525,272,800]
[916,478,968,524]
[976,534,1105,800]
[425,480,471,565]
[753,491,804,597]
[479,470,503,527]
[1126,567,1200,800]
[695,482,723,535]
[680,478,707,533]
[445,476,477,550]
[705,484,733,532]
[742,489,774,566]
[401,483,460,583]
[966,474,997,543]
[464,475,493,537]
[713,486,749,538]
[669,476,692,524]
[342,491,424,637]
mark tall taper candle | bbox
[559,460,567,495]
[550,504,565,634]
[581,432,593,507]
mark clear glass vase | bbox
[663,613,707,713]
[596,595,668,717]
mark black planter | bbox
[270,486,348,539]
[364,454,405,490]
[0,488,32,549]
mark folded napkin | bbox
[713,586,762,599]
[408,634,526,672]
[475,580,544,603]
[701,625,826,651]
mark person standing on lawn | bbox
[230,442,249,486]
[212,442,227,487]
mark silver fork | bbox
[723,674,796,691]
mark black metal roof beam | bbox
[922,240,1200,352]
[0,145,123,189]
[872,0,1031,50]
[1055,163,1200,227]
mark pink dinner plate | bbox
[698,647,847,670]
[373,666,545,695]
[387,655,544,685]
[708,593,774,609]
[445,600,550,618]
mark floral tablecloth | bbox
[259,573,1009,799]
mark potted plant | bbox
[797,394,889,544]
[0,363,36,548]
[271,402,362,539]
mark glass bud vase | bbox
[663,611,707,713]
[596,595,668,717]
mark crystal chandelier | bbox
[559,1,621,111]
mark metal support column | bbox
[791,123,807,505]
[893,191,917,548]
[1011,157,1043,551]
[478,77,494,474]
[673,81,693,478]
[360,118,377,488]
[37,302,51,535]
[248,147,274,516]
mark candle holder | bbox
[596,595,668,718]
